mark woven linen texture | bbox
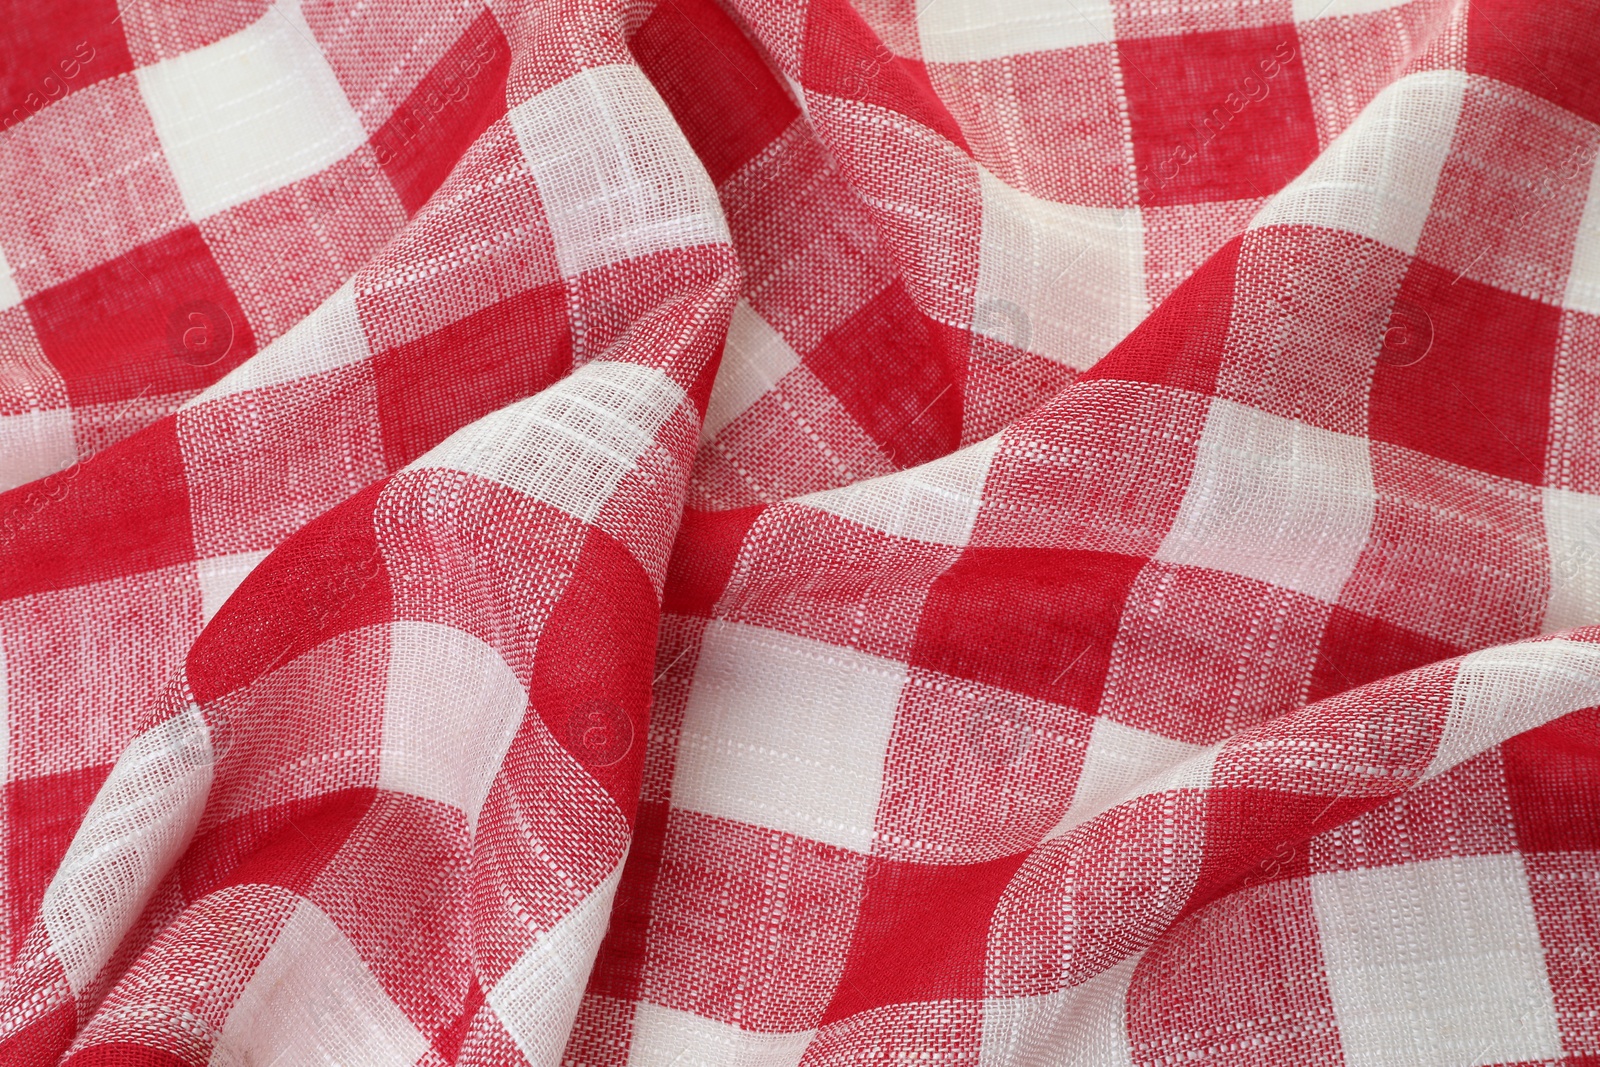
[2,0,1599,1062]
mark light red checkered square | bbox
[1126,878,1340,1066]
[0,78,188,296]
[178,340,385,558]
[1523,850,1600,1058]
[0,306,72,491]
[803,94,982,329]
[1566,143,1600,316]
[1295,2,1462,148]
[305,0,487,131]
[199,149,406,348]
[928,45,1137,208]
[1308,748,1516,876]
[1218,227,1410,435]
[722,122,899,358]
[1,564,200,781]
[1139,197,1262,306]
[1339,444,1546,649]
[1548,312,1600,493]
[874,669,1093,863]
[135,0,368,221]
[1310,852,1564,1066]
[1414,79,1600,307]
[970,380,1209,557]
[1098,561,1330,744]
[640,810,865,1032]
[1114,0,1295,39]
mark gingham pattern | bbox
[1,0,1599,1062]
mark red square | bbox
[1467,0,1600,127]
[1504,707,1600,854]
[0,0,132,125]
[1367,260,1559,485]
[1120,26,1318,207]
[0,418,196,602]
[823,852,1026,1024]
[911,546,1146,710]
[631,0,799,187]
[25,226,256,410]
[804,280,965,470]
[641,811,867,1030]
[801,0,969,152]
[1307,605,1462,704]
[1099,563,1328,745]
[661,505,763,618]
[374,10,512,215]
[372,282,571,469]
[1127,879,1340,1067]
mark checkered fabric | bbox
[2,0,1599,1062]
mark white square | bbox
[0,242,22,310]
[703,301,802,440]
[1310,853,1563,1067]
[136,1,366,220]
[1543,486,1600,631]
[188,283,372,406]
[416,360,686,525]
[918,0,1116,63]
[1565,142,1600,316]
[1292,0,1423,20]
[1425,636,1600,779]
[794,435,1000,547]
[509,64,729,279]
[378,622,527,829]
[975,169,1146,371]
[214,899,432,1066]
[1251,71,1465,256]
[195,549,271,624]
[488,863,622,1067]
[980,954,1138,1067]
[1156,398,1376,604]
[0,408,76,494]
[673,620,907,853]
[627,1002,814,1067]
[1050,717,1215,836]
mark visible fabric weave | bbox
[2,0,1599,1062]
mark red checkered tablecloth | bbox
[1,0,1598,1062]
